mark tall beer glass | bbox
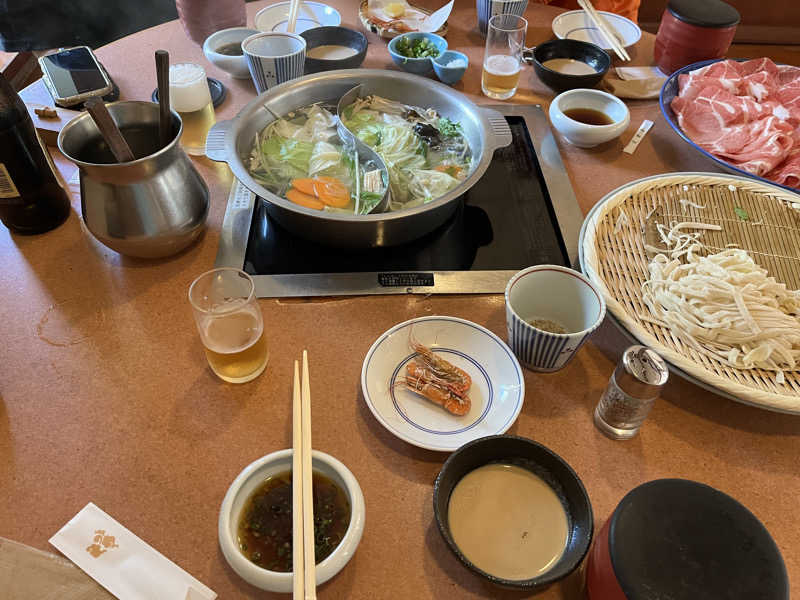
[482,14,527,100]
[169,63,215,156]
[189,268,268,383]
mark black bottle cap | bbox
[667,0,741,28]
[609,479,788,600]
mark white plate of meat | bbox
[361,316,525,451]
[660,57,800,192]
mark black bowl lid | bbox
[609,479,788,600]
[667,0,740,28]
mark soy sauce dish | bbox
[433,435,593,591]
[218,449,365,592]
[549,88,630,148]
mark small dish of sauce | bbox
[214,42,244,56]
[563,107,614,126]
[237,470,351,572]
[447,463,569,581]
[541,58,597,76]
[306,45,358,60]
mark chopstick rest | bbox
[49,503,217,600]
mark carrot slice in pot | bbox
[290,178,318,196]
[286,188,324,210]
[313,178,350,208]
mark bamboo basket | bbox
[581,173,800,413]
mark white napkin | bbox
[420,0,454,32]
[49,503,217,600]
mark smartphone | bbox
[38,46,113,107]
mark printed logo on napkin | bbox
[86,530,120,558]
[50,503,217,600]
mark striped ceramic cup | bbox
[477,0,528,36]
[242,31,306,93]
[505,265,606,372]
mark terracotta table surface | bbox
[4,1,800,598]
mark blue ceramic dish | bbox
[432,50,468,85]
[387,32,448,75]
[660,57,799,194]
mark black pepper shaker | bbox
[594,346,669,440]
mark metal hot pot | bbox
[206,69,512,247]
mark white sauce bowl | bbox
[549,88,630,148]
[218,449,365,592]
[203,27,261,79]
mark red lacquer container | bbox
[585,479,789,600]
[654,0,740,75]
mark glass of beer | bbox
[482,14,527,100]
[169,63,216,156]
[189,268,269,383]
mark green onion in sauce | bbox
[237,470,351,572]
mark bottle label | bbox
[0,163,21,200]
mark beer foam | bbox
[169,63,211,113]
[484,54,521,75]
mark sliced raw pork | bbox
[671,58,800,189]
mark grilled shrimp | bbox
[404,374,471,416]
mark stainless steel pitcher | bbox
[58,101,209,258]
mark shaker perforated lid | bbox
[614,346,668,399]
[667,0,740,28]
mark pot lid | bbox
[667,0,740,28]
[608,479,788,600]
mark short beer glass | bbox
[189,268,268,383]
[482,14,527,100]
[169,63,215,155]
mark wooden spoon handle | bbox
[84,97,135,163]
[155,50,171,148]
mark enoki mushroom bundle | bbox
[642,243,800,376]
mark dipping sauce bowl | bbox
[203,27,260,79]
[433,435,593,592]
[218,449,365,592]
[549,88,630,148]
[300,26,367,74]
[527,39,610,93]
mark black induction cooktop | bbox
[215,104,583,298]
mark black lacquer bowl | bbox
[301,26,367,74]
[528,39,610,93]
[433,435,593,591]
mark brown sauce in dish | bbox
[563,108,614,126]
[237,470,351,572]
[215,42,244,56]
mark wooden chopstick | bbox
[300,350,316,600]
[577,0,630,62]
[287,0,302,33]
[292,360,304,600]
[84,98,136,163]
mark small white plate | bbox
[552,10,641,50]
[361,316,525,452]
[254,1,342,33]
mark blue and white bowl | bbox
[505,265,606,372]
[242,31,306,93]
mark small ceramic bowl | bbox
[434,435,594,591]
[218,449,365,592]
[432,50,468,85]
[300,26,368,74]
[505,265,606,372]
[549,88,630,148]
[388,32,448,75]
[528,39,610,93]
[203,27,261,79]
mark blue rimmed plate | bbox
[361,316,525,452]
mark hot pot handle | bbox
[205,119,233,163]
[479,107,513,151]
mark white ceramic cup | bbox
[218,449,365,592]
[548,88,631,148]
[242,31,306,93]
[505,265,606,372]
